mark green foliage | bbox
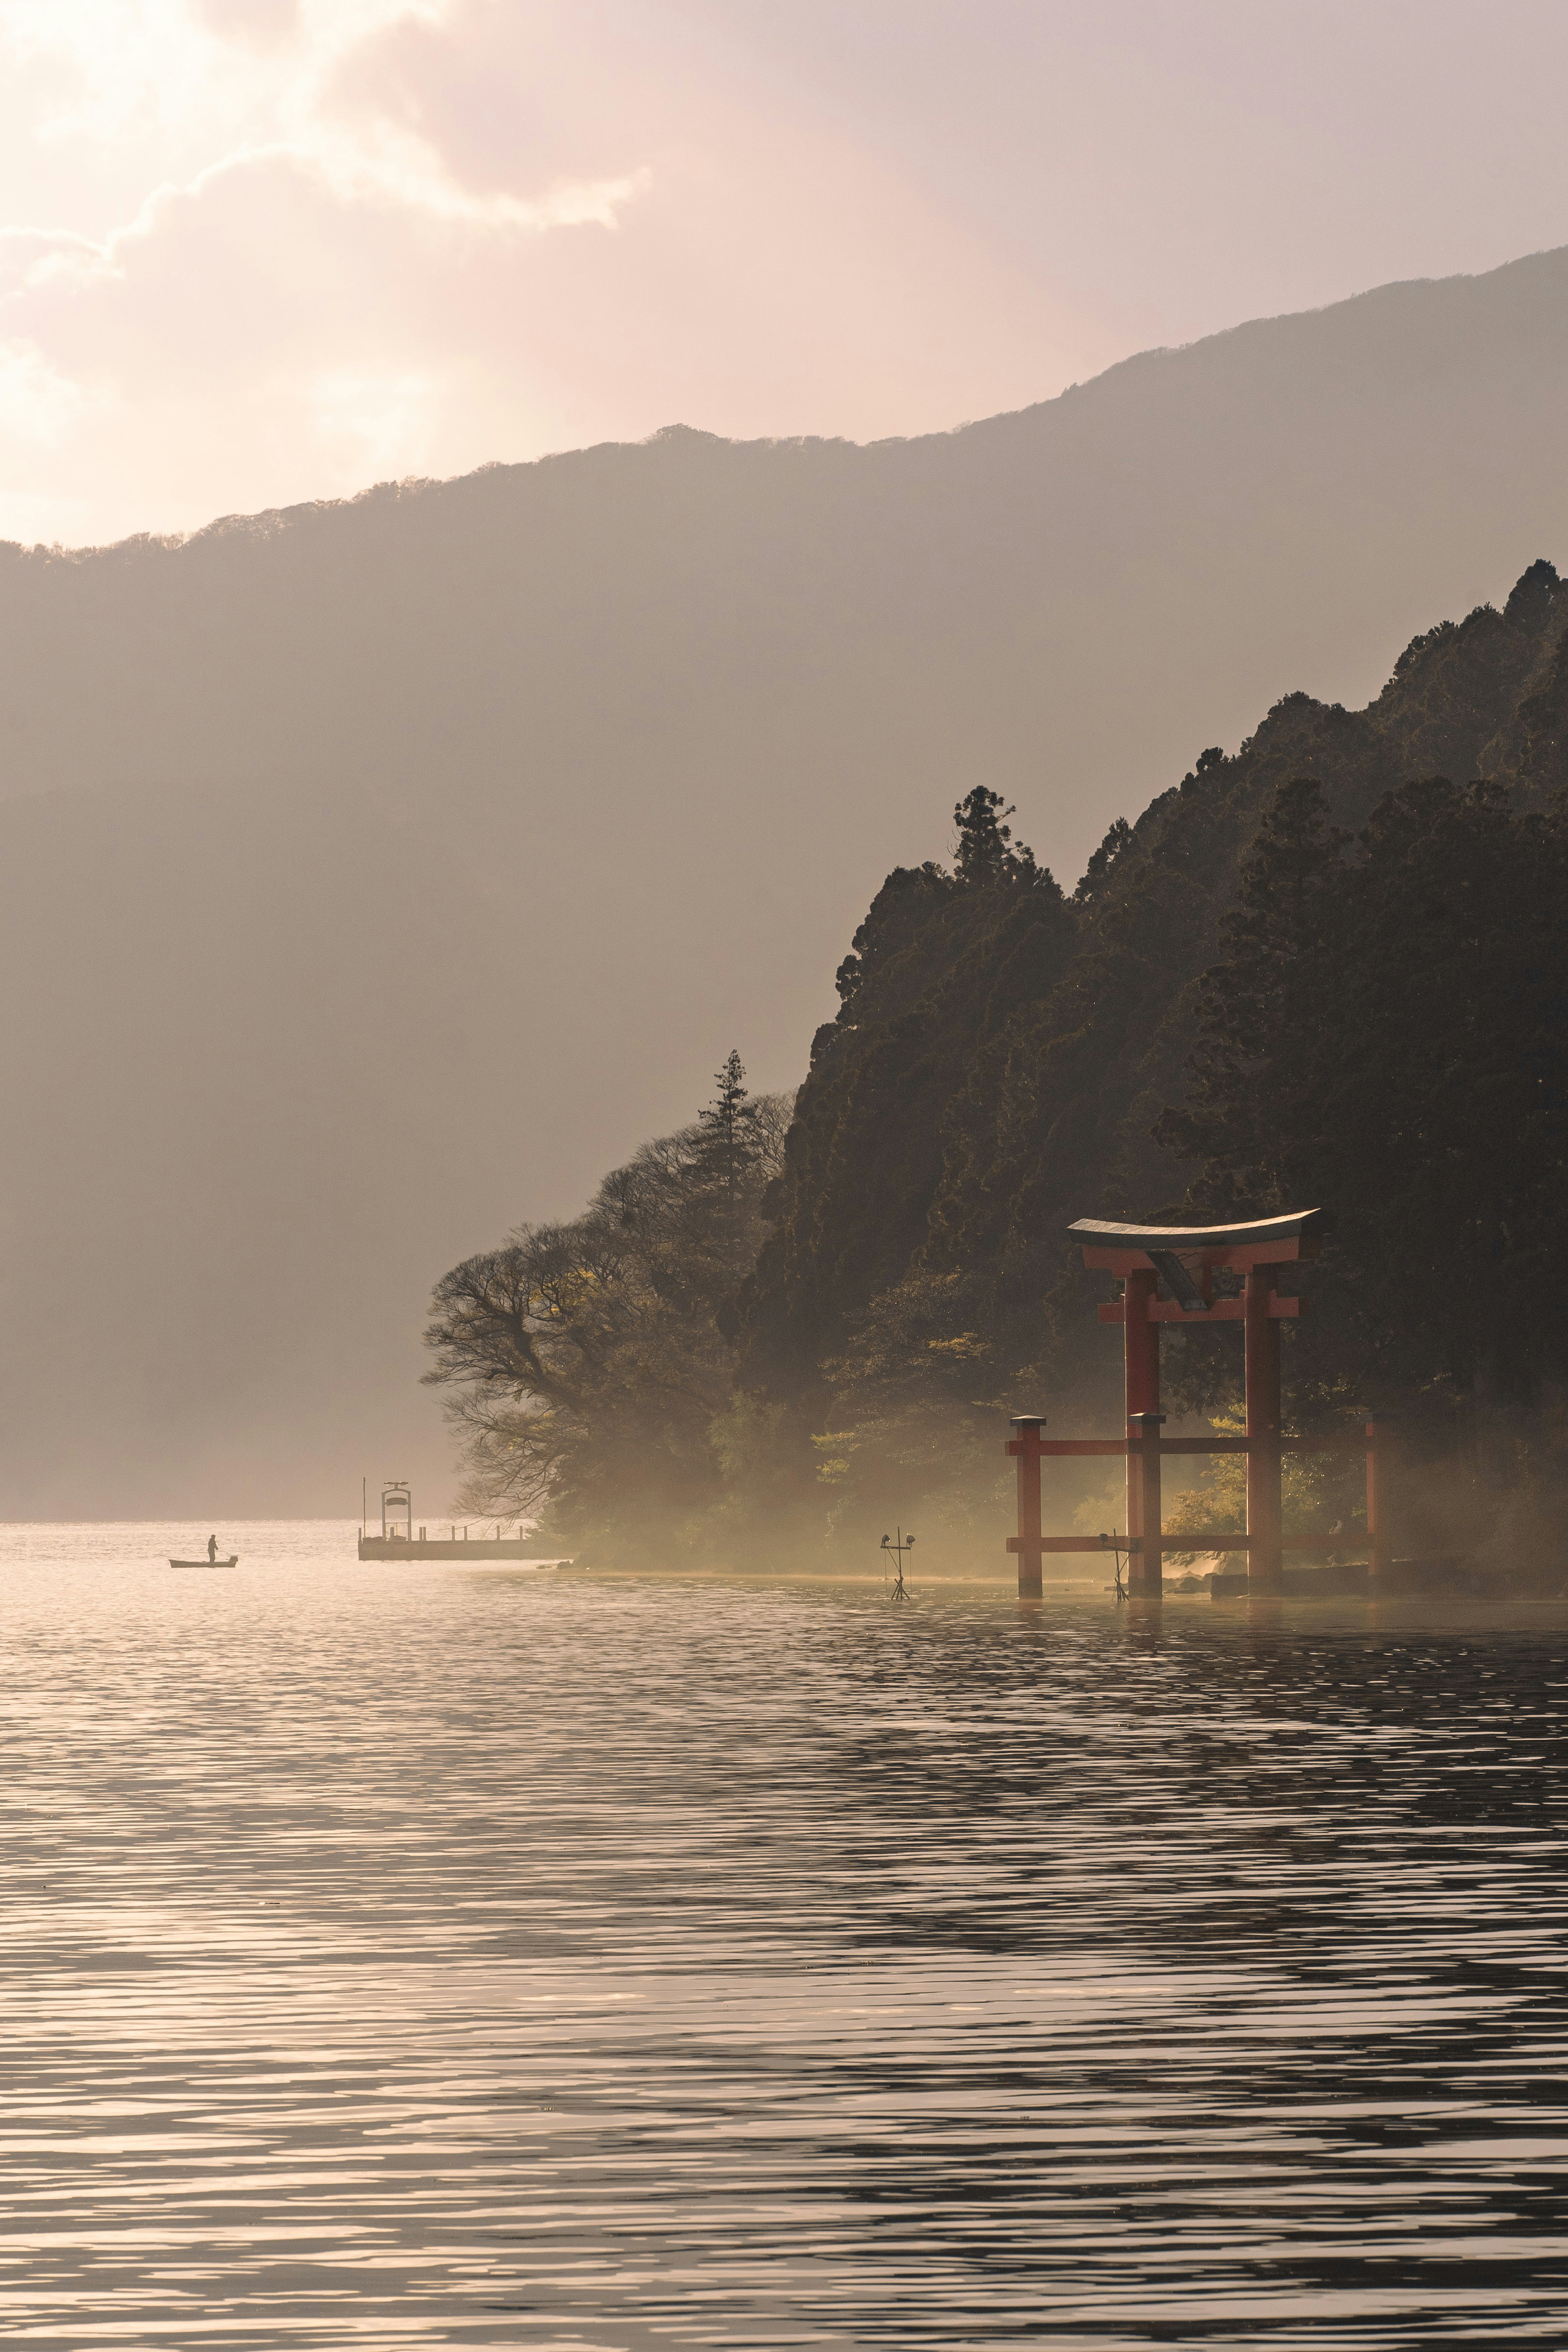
[1073,814,1135,903]
[807,1270,1011,1539]
[695,1049,765,1203]
[1162,1403,1367,1563]
[953,785,1038,885]
[423,1064,795,1561]
[739,840,1075,1392]
[1162,771,1568,1406]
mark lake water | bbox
[1,1520,1566,2349]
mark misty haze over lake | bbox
[4,248,1568,1516]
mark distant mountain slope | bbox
[2,248,1568,1513]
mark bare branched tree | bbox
[423,1070,793,1545]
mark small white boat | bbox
[169,1555,238,1568]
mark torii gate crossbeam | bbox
[1005,1212,1386,1599]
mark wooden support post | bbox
[1365,1416,1389,1584]
[1009,1415,1045,1598]
[1123,1269,1158,1563]
[1127,1411,1165,1596]
[1244,1266,1283,1587]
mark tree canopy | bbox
[424,1060,791,1558]
[1160,774,1568,1405]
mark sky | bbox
[4,0,1568,547]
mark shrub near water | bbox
[422,1058,795,1566]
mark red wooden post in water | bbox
[1009,1415,1046,1598]
[1244,1265,1283,1587]
[1128,1411,1165,1596]
[1123,1268,1158,1559]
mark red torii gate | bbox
[1006,1211,1386,1598]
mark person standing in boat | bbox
[207,1533,218,1563]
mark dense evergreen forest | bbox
[428,559,1568,1569]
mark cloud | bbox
[310,363,433,474]
[0,139,649,303]
[292,124,650,232]
[0,0,650,292]
[196,0,302,48]
[0,337,102,444]
[0,4,659,538]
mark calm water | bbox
[1,1522,1566,2350]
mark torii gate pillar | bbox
[1243,1265,1283,1585]
[1122,1269,1158,1575]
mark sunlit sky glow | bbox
[5,0,1568,546]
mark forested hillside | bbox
[742,559,1567,1402]
[434,559,1568,1564]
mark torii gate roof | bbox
[1070,1210,1319,1275]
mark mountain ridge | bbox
[9,241,1568,565]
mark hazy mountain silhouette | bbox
[3,245,1568,1516]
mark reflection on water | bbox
[0,1521,1566,2347]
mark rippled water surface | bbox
[2,1522,1567,2348]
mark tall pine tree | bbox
[697,1049,760,1204]
[952,786,1038,885]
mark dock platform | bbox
[358,1534,550,1562]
